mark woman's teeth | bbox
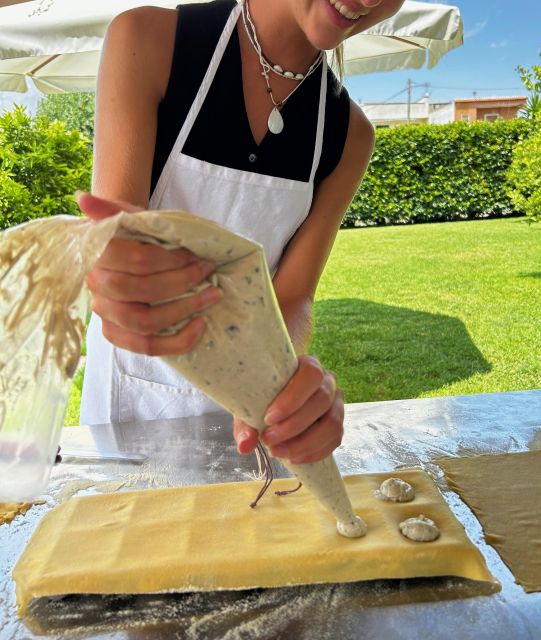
[328,0,365,21]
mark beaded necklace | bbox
[240,0,324,134]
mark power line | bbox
[386,86,524,100]
[364,82,525,106]
[369,82,430,119]
[381,82,429,104]
[381,87,408,103]
[429,86,524,92]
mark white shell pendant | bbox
[268,107,284,135]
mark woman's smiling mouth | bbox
[328,0,368,21]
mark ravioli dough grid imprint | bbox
[13,469,498,614]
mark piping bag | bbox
[0,210,367,537]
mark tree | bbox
[516,53,541,120]
[0,106,92,229]
[36,92,95,141]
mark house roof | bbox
[455,96,527,104]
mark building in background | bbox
[454,96,527,122]
[361,96,454,127]
[361,95,527,128]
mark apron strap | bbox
[151,1,327,209]
[151,3,242,203]
[309,55,328,185]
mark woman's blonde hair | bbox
[331,43,345,87]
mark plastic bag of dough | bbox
[0,215,119,502]
[0,211,366,536]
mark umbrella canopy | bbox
[0,0,463,94]
[343,1,463,76]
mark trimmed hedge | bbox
[0,106,92,230]
[0,106,535,230]
[507,122,541,223]
[344,119,534,227]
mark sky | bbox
[345,0,541,104]
[0,0,540,113]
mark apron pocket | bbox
[118,373,221,423]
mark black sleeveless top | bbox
[150,0,350,197]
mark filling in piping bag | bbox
[0,210,367,537]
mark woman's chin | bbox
[307,28,353,52]
[307,0,365,50]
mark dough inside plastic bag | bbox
[114,210,298,429]
[0,214,119,502]
[0,210,363,536]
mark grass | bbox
[65,217,541,424]
[65,366,84,426]
[310,216,541,403]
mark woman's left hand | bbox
[233,355,344,464]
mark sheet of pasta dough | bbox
[0,502,33,526]
[437,450,541,592]
[13,469,497,613]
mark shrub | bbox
[0,106,92,229]
[507,124,541,223]
[345,119,534,227]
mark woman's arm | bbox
[274,100,375,352]
[84,8,222,355]
[235,101,375,462]
[93,7,175,206]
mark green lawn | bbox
[310,217,541,403]
[65,217,541,424]
[65,367,84,426]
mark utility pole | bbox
[406,80,430,124]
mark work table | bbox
[1,390,540,639]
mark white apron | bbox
[80,3,328,424]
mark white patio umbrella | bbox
[0,1,32,6]
[0,0,463,94]
[343,1,463,76]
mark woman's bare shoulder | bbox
[348,99,375,150]
[104,7,178,100]
[109,5,178,35]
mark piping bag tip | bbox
[337,515,368,538]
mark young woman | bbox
[78,0,404,465]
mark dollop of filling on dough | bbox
[374,477,415,503]
[399,514,440,542]
[337,515,368,538]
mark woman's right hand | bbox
[77,192,222,356]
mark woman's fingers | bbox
[101,316,208,356]
[87,259,216,303]
[262,371,336,444]
[93,238,199,275]
[232,354,344,464]
[233,418,259,455]
[263,355,325,425]
[92,286,222,335]
[77,192,222,354]
[256,354,344,464]
[269,389,344,464]
[76,192,223,358]
[75,191,142,220]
